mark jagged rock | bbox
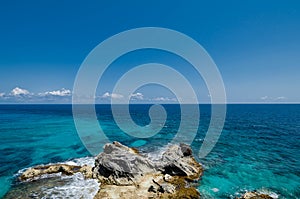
[92,141,157,185]
[93,141,203,199]
[160,144,203,179]
[17,141,203,199]
[238,191,275,199]
[19,164,93,181]
[79,165,93,178]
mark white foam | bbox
[15,156,99,198]
[146,144,171,161]
[236,188,279,199]
[257,188,279,199]
[211,188,219,192]
[16,156,95,177]
[194,138,203,142]
[62,156,95,167]
[41,173,99,199]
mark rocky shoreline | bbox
[5,142,276,199]
[92,141,203,198]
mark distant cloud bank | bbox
[260,96,287,101]
[101,92,124,99]
[0,87,295,104]
[39,88,71,97]
[129,92,144,100]
[0,87,72,103]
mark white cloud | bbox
[41,88,71,97]
[0,87,74,103]
[260,96,287,101]
[152,97,177,102]
[10,87,30,96]
[129,92,144,100]
[275,96,286,100]
[260,96,268,100]
[101,92,124,99]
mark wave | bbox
[11,156,99,199]
[40,172,99,199]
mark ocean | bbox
[0,104,299,198]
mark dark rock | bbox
[180,143,193,156]
[162,163,188,176]
[148,185,156,193]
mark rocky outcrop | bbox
[17,141,203,199]
[238,191,275,199]
[93,141,203,199]
[92,141,157,186]
[20,164,93,181]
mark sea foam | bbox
[14,156,99,199]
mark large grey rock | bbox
[160,143,202,178]
[92,141,157,185]
[93,141,203,198]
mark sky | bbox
[0,0,299,103]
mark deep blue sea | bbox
[0,104,299,198]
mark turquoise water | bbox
[0,104,299,198]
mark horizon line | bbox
[0,102,300,105]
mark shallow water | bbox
[0,104,299,198]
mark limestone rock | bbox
[92,141,157,185]
[20,164,93,181]
[17,141,203,199]
[79,165,93,178]
[93,141,203,199]
[160,144,203,179]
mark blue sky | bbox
[0,0,299,103]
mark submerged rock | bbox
[238,191,275,199]
[93,141,203,199]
